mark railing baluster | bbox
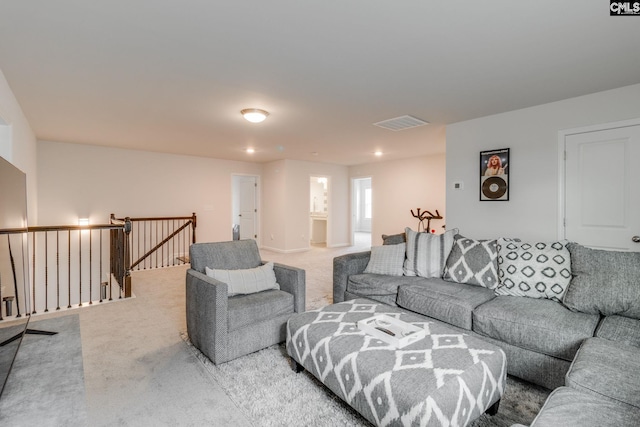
[45,231,49,312]
[56,231,60,310]
[68,230,71,309]
[32,232,36,314]
[99,230,103,303]
[78,230,82,307]
[89,229,92,305]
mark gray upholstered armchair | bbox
[186,240,305,364]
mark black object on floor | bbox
[0,329,58,347]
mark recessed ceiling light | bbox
[374,151,383,157]
[246,148,255,154]
[241,108,269,123]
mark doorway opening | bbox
[232,175,259,242]
[352,177,372,247]
[310,176,329,247]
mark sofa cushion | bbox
[566,337,640,409]
[494,239,572,302]
[363,243,405,276]
[528,387,640,427]
[403,227,458,278]
[382,232,406,245]
[206,262,279,296]
[396,279,495,330]
[595,315,640,348]
[227,289,294,332]
[346,274,426,306]
[473,296,599,361]
[442,235,500,289]
[563,243,640,319]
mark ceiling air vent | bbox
[373,115,429,131]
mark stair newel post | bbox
[124,217,132,298]
[191,212,197,244]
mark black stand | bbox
[0,329,58,347]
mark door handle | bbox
[633,236,640,243]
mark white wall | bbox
[37,141,262,243]
[446,83,640,241]
[261,159,350,252]
[350,154,447,246]
[0,68,38,223]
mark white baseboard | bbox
[328,243,350,248]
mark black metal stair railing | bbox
[1,213,195,322]
[0,221,131,320]
[26,222,131,315]
[110,213,196,272]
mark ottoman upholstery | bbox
[286,299,506,426]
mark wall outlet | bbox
[453,181,464,190]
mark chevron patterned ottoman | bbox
[286,299,506,427]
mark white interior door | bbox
[238,176,257,240]
[565,124,640,251]
[354,178,372,232]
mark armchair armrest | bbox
[333,251,371,303]
[185,268,229,363]
[272,262,306,313]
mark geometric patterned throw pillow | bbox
[442,235,501,289]
[494,239,572,302]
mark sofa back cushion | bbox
[403,227,458,278]
[563,243,640,318]
[381,232,406,245]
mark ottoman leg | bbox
[486,399,500,416]
[290,357,304,373]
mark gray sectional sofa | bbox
[333,231,640,426]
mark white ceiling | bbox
[1,1,639,166]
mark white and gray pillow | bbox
[205,262,279,296]
[364,243,406,276]
[494,239,571,302]
[443,235,500,289]
[403,227,458,278]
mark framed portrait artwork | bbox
[480,148,509,201]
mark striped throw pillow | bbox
[403,227,458,278]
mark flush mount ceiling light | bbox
[241,108,269,123]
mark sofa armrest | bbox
[272,262,306,313]
[186,268,229,363]
[333,251,371,303]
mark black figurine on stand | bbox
[410,208,443,233]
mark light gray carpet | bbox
[183,336,549,427]
[0,315,88,426]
